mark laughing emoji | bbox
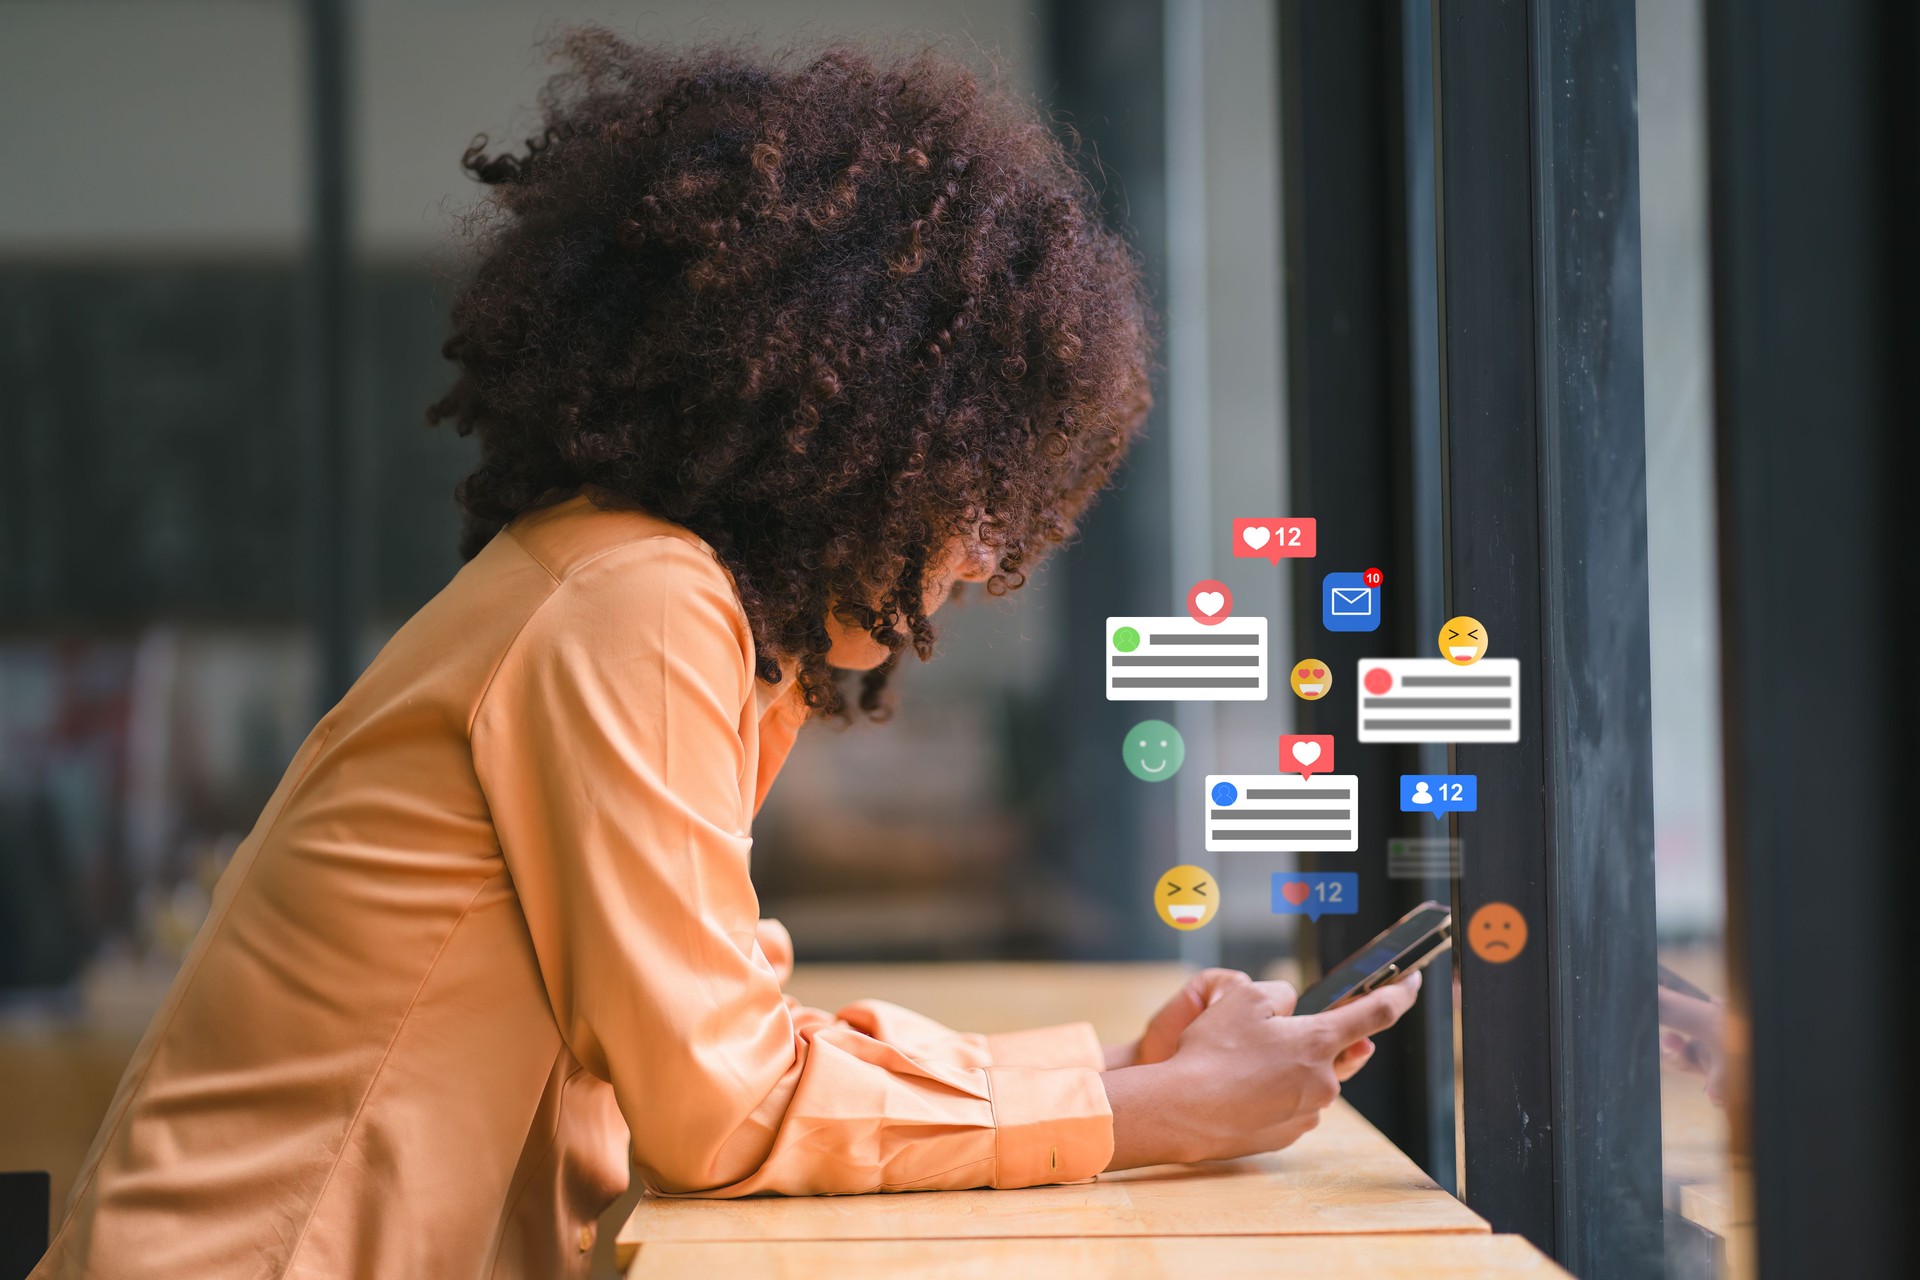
[1439,616,1488,665]
[1155,865,1218,930]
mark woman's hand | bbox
[1101,971,1422,1170]
[1106,968,1382,1077]
[1105,968,1251,1070]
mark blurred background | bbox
[1,0,1738,1276]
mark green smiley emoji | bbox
[1122,719,1186,782]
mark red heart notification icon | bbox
[1277,734,1335,780]
[1280,881,1311,906]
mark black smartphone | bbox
[1656,962,1713,1001]
[1291,901,1453,1016]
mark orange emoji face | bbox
[1467,902,1528,963]
[1439,615,1488,665]
[1154,865,1219,931]
[1289,658,1332,700]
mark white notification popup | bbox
[1204,774,1359,852]
[1356,657,1521,743]
[1106,616,1268,701]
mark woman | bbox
[38,34,1418,1279]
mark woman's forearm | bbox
[1100,1064,1188,1171]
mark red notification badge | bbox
[1232,518,1318,564]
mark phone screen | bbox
[1292,904,1451,1016]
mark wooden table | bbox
[619,1101,1483,1253]
[624,1234,1572,1278]
[620,963,1568,1278]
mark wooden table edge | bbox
[622,1228,1566,1280]
[614,1219,1492,1270]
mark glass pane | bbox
[1637,0,1750,1274]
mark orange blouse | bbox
[35,498,1113,1279]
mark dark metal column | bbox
[1277,0,1433,1163]
[1041,0,1174,958]
[1396,0,1458,1195]
[1434,0,1663,1273]
[1706,0,1919,1274]
[302,0,362,712]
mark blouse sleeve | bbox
[754,918,795,986]
[470,537,1113,1197]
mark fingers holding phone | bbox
[1102,968,1424,1171]
[1656,983,1732,1107]
[1308,970,1424,1042]
[1102,906,1447,1172]
[1331,1038,1375,1081]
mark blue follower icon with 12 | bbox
[1399,774,1477,820]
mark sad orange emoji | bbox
[1468,902,1528,963]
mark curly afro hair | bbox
[428,30,1152,718]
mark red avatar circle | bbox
[1363,667,1394,695]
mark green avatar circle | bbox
[1112,626,1141,653]
[1122,719,1186,782]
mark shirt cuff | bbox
[986,1064,1114,1188]
[984,1021,1105,1071]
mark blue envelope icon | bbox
[1322,572,1381,632]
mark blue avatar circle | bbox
[1210,781,1238,806]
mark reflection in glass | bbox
[1639,0,1751,1274]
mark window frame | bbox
[1431,0,1666,1274]
[1706,0,1916,1272]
